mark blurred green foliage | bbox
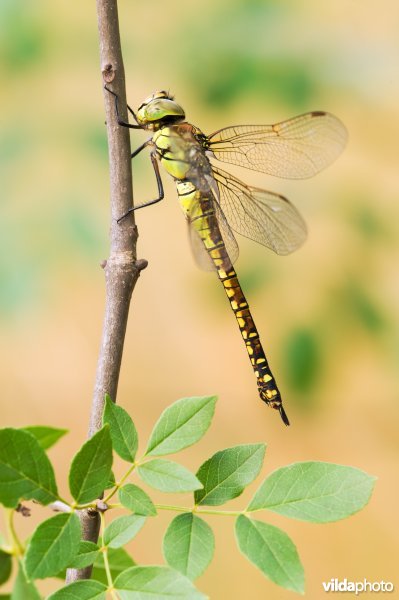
[195,56,315,110]
[0,259,35,315]
[349,203,393,245]
[0,129,28,172]
[55,202,106,258]
[341,281,387,334]
[0,2,46,73]
[174,0,338,112]
[236,258,276,295]
[80,126,109,162]
[282,328,321,404]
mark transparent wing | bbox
[212,198,240,267]
[212,166,307,256]
[208,111,347,179]
[187,194,239,272]
[188,224,215,271]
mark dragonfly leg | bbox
[131,140,152,158]
[104,85,142,129]
[117,152,164,223]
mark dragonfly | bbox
[106,86,347,426]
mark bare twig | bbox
[66,0,143,583]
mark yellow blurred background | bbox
[1,0,398,597]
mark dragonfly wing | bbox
[208,111,347,179]
[188,224,215,271]
[187,195,239,272]
[178,136,240,271]
[212,166,307,256]
[213,199,240,266]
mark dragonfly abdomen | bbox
[218,269,289,425]
[179,186,289,425]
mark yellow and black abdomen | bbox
[176,181,289,425]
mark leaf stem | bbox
[154,504,246,517]
[99,512,119,600]
[103,462,138,504]
[194,507,245,517]
[154,504,190,513]
[74,502,97,511]
[6,509,24,556]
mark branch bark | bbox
[66,0,144,583]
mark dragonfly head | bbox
[136,91,185,130]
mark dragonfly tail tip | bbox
[279,405,290,427]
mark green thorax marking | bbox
[152,123,208,181]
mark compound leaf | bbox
[138,460,202,493]
[195,444,265,506]
[104,515,146,549]
[146,396,216,457]
[163,513,214,580]
[248,462,376,522]
[69,425,112,504]
[114,565,207,599]
[103,395,138,463]
[235,515,304,593]
[47,580,107,600]
[0,428,58,508]
[25,513,81,580]
[119,484,157,516]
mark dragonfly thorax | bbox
[136,91,185,130]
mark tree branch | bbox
[66,0,144,583]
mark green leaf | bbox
[104,514,146,549]
[0,549,12,585]
[119,484,157,516]
[22,426,67,450]
[235,515,304,593]
[25,512,81,579]
[114,565,207,599]
[248,462,377,523]
[163,513,214,580]
[67,541,99,569]
[195,444,265,506]
[91,547,135,584]
[69,425,113,504]
[146,396,217,456]
[11,562,41,600]
[103,395,138,462]
[0,428,58,508]
[105,470,116,490]
[47,580,107,600]
[138,460,202,493]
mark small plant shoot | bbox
[0,395,375,597]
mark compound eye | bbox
[146,104,163,119]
